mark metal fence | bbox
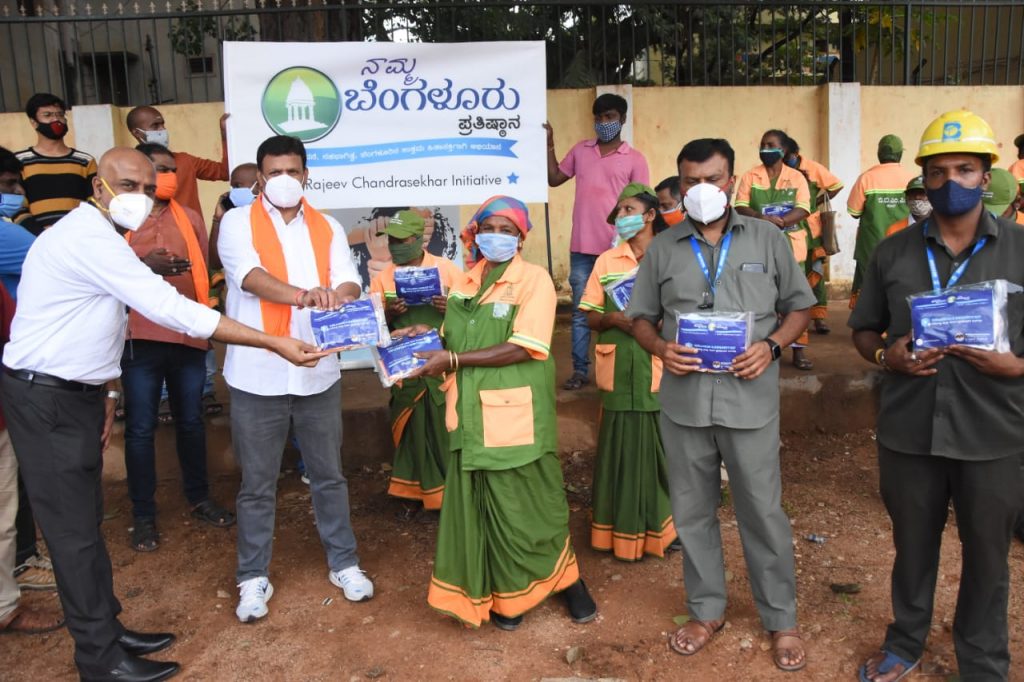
[2,0,1023,113]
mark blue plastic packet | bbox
[603,268,637,311]
[372,329,444,387]
[908,279,1021,352]
[394,266,444,306]
[675,311,754,372]
[308,293,390,352]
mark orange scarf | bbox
[250,197,333,337]
[126,199,209,306]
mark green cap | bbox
[607,182,658,224]
[878,134,904,161]
[983,168,1019,218]
[905,175,925,192]
[378,209,425,239]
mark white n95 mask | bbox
[99,177,153,231]
[263,175,304,209]
[683,182,729,224]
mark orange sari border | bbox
[591,516,677,561]
[387,477,445,511]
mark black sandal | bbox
[202,394,224,416]
[191,500,236,528]
[130,518,159,552]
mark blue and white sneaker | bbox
[329,566,374,602]
[236,577,273,623]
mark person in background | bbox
[0,146,56,594]
[655,176,685,228]
[126,106,228,228]
[408,195,597,631]
[884,176,931,237]
[1008,134,1024,187]
[120,143,235,554]
[217,135,373,623]
[579,183,676,561]
[851,109,1021,682]
[982,168,1023,224]
[368,210,463,512]
[16,93,96,231]
[782,136,844,334]
[0,279,64,636]
[629,138,813,671]
[847,135,917,307]
[735,129,813,370]
[545,94,650,390]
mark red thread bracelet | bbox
[294,288,308,309]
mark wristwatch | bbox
[763,338,782,361]
[106,390,122,401]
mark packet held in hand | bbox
[675,311,754,372]
[394,266,444,306]
[309,293,390,352]
[603,268,638,311]
[908,279,1021,352]
[372,329,444,387]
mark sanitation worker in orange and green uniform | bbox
[580,183,677,562]
[847,135,917,307]
[368,210,464,511]
[399,196,597,632]
[884,176,932,238]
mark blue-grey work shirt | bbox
[626,210,815,429]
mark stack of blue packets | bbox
[603,268,637,311]
[394,266,443,306]
[309,294,390,352]
[675,311,753,372]
[373,330,444,387]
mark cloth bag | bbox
[819,192,840,256]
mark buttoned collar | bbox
[260,194,305,223]
[923,209,1000,253]
[672,209,748,243]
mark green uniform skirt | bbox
[590,410,676,561]
[427,451,579,627]
[387,382,449,510]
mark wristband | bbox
[294,288,308,309]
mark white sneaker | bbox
[236,577,274,623]
[329,566,374,602]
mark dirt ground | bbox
[4,426,1024,681]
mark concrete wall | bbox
[2,85,1022,290]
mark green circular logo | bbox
[261,67,341,143]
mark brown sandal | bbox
[771,629,807,672]
[0,605,65,634]
[668,619,725,656]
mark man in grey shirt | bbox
[628,138,814,672]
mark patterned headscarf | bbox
[460,195,533,268]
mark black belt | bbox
[3,367,103,392]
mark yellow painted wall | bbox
[859,86,1024,174]
[0,111,80,151]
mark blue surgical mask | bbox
[475,232,519,263]
[0,193,25,218]
[229,186,256,208]
[784,156,800,169]
[594,120,622,143]
[614,213,646,241]
[926,180,983,217]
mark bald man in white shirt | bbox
[1,148,329,682]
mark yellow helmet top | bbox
[915,109,1000,166]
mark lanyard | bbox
[689,231,732,295]
[923,221,987,293]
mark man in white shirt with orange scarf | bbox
[218,135,373,623]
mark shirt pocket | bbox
[594,344,616,392]
[479,386,535,448]
[719,269,777,315]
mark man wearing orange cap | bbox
[851,111,1024,682]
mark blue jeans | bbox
[160,348,215,402]
[121,340,209,520]
[569,252,599,376]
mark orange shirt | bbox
[1009,159,1024,185]
[173,150,229,229]
[368,251,465,301]
[125,203,210,350]
[734,164,812,212]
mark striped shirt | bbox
[15,147,97,228]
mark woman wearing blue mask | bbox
[398,195,597,632]
[579,183,677,562]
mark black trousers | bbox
[15,472,37,564]
[1,375,126,675]
[879,446,1022,681]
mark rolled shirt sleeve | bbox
[578,256,607,313]
[847,176,867,217]
[793,173,812,212]
[734,171,753,209]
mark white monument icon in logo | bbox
[279,76,327,134]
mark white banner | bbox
[223,41,547,209]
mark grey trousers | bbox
[230,380,359,583]
[0,429,19,621]
[660,412,797,632]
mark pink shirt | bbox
[559,139,650,255]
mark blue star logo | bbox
[507,172,519,184]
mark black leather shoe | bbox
[80,654,180,682]
[490,611,523,631]
[118,630,176,656]
[562,579,597,624]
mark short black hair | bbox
[592,93,627,118]
[256,135,307,172]
[0,146,22,176]
[135,142,173,160]
[762,129,789,147]
[677,138,735,176]
[782,136,800,156]
[922,153,993,174]
[25,93,66,120]
[655,176,681,200]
